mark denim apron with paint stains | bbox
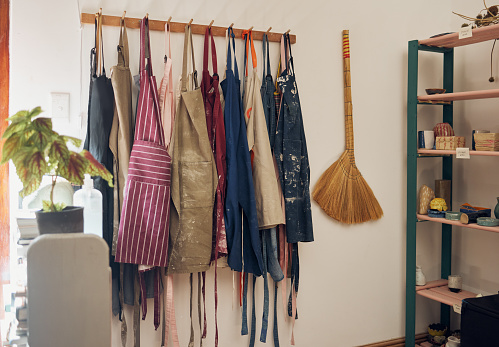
[274,34,314,244]
[221,28,263,276]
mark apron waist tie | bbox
[241,272,248,335]
[164,274,180,347]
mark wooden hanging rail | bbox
[80,13,296,44]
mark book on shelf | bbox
[16,213,38,240]
[16,239,32,246]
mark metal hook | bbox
[167,16,172,24]
[266,26,272,34]
[121,11,126,21]
[146,13,149,19]
[229,23,234,28]
[285,29,291,34]
[248,26,253,31]
[188,18,193,25]
[208,20,214,28]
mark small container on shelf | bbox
[425,88,446,95]
[460,204,491,224]
[445,211,462,221]
[435,136,465,150]
[416,265,427,286]
[428,209,446,218]
[433,122,454,137]
[476,217,499,227]
[474,132,499,151]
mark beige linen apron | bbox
[242,31,284,229]
[110,18,133,255]
[168,26,217,274]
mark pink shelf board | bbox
[418,148,499,157]
[418,89,499,102]
[419,25,499,48]
[417,281,477,307]
[418,149,499,156]
[417,214,499,233]
[416,279,448,291]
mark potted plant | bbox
[1,106,113,234]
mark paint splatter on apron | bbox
[274,33,313,244]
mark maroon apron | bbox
[115,17,169,330]
[199,26,228,347]
[201,27,228,261]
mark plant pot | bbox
[35,206,84,235]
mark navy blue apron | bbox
[274,33,314,244]
[220,28,263,277]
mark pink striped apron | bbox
[115,17,169,330]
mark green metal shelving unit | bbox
[406,25,499,346]
[405,40,454,346]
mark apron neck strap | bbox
[140,17,153,74]
[117,18,129,68]
[203,27,218,75]
[226,27,239,80]
[181,25,197,92]
[165,22,172,60]
[262,34,271,80]
[242,30,257,76]
[280,33,294,75]
[92,13,105,77]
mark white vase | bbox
[416,265,427,286]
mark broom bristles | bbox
[313,151,383,224]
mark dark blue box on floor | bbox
[461,293,499,347]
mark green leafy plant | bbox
[1,107,113,212]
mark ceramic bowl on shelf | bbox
[476,217,499,227]
[445,211,462,221]
[428,209,446,218]
[426,88,446,95]
[428,323,448,337]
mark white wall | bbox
[9,0,475,346]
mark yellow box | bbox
[435,136,465,150]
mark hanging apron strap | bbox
[158,22,174,151]
[226,28,240,83]
[119,264,127,347]
[241,272,249,336]
[203,27,218,76]
[197,272,203,347]
[188,274,195,347]
[273,281,280,347]
[136,17,165,146]
[133,269,141,347]
[249,275,257,347]
[164,274,180,347]
[260,233,270,343]
[201,272,207,339]
[181,25,198,93]
[117,18,129,68]
[242,30,257,75]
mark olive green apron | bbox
[168,25,217,274]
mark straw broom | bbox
[312,30,383,224]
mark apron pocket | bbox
[180,161,214,209]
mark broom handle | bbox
[342,30,354,154]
